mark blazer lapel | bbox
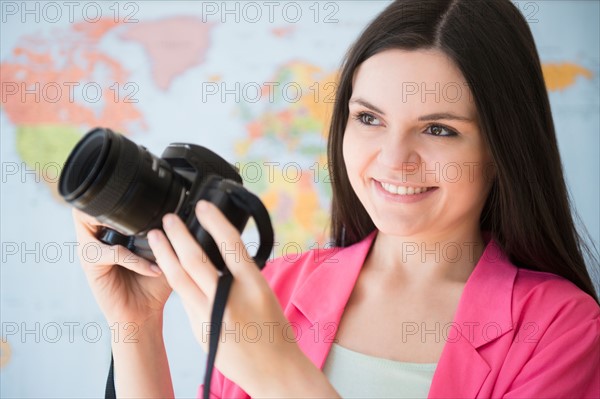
[289,231,377,368]
[428,234,518,397]
[428,333,491,398]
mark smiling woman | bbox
[68,0,599,398]
[327,0,600,303]
[202,0,598,397]
[343,49,492,241]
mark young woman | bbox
[72,0,599,397]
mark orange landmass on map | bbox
[72,19,121,40]
[0,19,145,133]
[272,26,295,38]
[120,17,215,91]
[542,62,594,91]
[293,174,322,230]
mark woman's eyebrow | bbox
[349,98,385,115]
[418,112,474,122]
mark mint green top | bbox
[322,344,437,398]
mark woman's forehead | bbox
[351,49,477,119]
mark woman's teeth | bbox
[380,182,432,195]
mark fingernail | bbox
[148,230,158,244]
[196,200,209,211]
[150,264,162,275]
[163,214,176,227]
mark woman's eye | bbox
[355,112,381,126]
[426,124,458,137]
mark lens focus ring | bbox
[83,136,141,217]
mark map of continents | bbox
[0,16,595,258]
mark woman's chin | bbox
[373,222,429,238]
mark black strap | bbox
[202,185,272,398]
[228,186,274,269]
[203,272,234,399]
[105,354,116,399]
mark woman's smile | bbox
[373,178,439,203]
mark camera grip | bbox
[98,227,133,249]
[97,227,157,262]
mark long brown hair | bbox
[327,0,599,302]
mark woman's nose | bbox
[376,131,421,171]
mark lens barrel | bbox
[59,128,187,235]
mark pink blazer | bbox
[201,231,600,398]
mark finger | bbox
[100,243,164,278]
[195,200,256,278]
[161,213,218,297]
[148,229,208,307]
[72,210,161,277]
[72,208,99,225]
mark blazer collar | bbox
[291,230,377,326]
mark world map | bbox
[0,16,594,248]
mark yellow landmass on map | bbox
[0,340,10,369]
[15,125,82,201]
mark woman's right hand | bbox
[72,209,172,326]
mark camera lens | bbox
[59,128,188,235]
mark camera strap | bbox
[202,271,233,399]
[200,184,274,398]
[105,354,116,398]
[105,184,274,399]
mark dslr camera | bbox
[58,128,274,271]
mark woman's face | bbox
[343,49,494,238]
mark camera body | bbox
[59,128,273,271]
[99,142,248,271]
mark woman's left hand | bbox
[147,200,310,396]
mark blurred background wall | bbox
[1,1,598,397]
